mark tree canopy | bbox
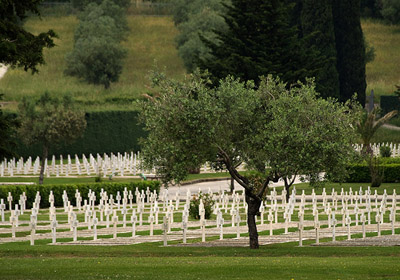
[18,92,87,184]
[0,0,57,73]
[140,72,359,248]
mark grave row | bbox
[0,186,399,246]
[1,142,397,178]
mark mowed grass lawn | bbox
[0,241,400,279]
[0,15,186,112]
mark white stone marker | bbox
[268,209,274,236]
[51,218,58,244]
[315,221,320,245]
[10,214,16,239]
[298,220,304,247]
[346,215,352,240]
[149,215,154,236]
[30,215,36,246]
[361,212,367,240]
[236,212,241,239]
[331,212,337,242]
[112,211,119,239]
[89,214,97,240]
[7,192,12,211]
[182,221,188,244]
[390,208,396,235]
[131,209,137,237]
[201,219,206,242]
[0,199,5,222]
[163,216,168,246]
[72,214,78,242]
[376,211,381,237]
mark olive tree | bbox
[18,92,87,185]
[140,72,359,249]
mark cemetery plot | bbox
[0,152,245,178]
[0,142,397,178]
[0,185,400,247]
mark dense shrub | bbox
[0,181,160,210]
[189,193,214,220]
[345,163,400,183]
[380,145,392,157]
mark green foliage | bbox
[345,162,400,183]
[189,193,215,219]
[71,0,130,10]
[174,0,228,72]
[0,181,160,209]
[18,92,87,149]
[14,110,146,158]
[380,95,400,115]
[355,108,397,154]
[380,145,392,157]
[65,0,128,89]
[332,0,367,106]
[65,37,127,89]
[140,71,359,189]
[0,0,57,73]
[198,0,318,86]
[301,0,340,99]
[17,92,86,183]
[361,0,383,18]
[0,95,18,160]
[381,0,400,24]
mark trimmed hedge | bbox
[0,181,160,210]
[13,110,147,158]
[380,95,400,115]
[345,163,400,183]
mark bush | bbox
[344,163,400,183]
[0,181,160,210]
[189,192,214,220]
[380,145,392,157]
[382,0,400,24]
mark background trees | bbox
[0,0,56,73]
[65,0,128,89]
[18,92,86,184]
[140,72,359,248]
[173,0,368,105]
[333,0,367,106]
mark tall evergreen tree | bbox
[198,0,317,86]
[332,0,367,106]
[301,0,340,99]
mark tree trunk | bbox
[39,145,48,185]
[245,190,261,249]
[230,177,235,193]
[285,182,290,202]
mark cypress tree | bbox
[332,0,367,106]
[301,0,340,99]
[199,0,317,86]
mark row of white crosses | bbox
[353,143,400,157]
[1,185,399,246]
[0,152,145,177]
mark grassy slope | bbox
[363,19,400,100]
[1,17,399,110]
[0,15,186,112]
[0,241,399,279]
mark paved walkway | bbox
[163,177,305,196]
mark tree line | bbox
[173,0,371,106]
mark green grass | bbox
[371,127,400,143]
[363,19,400,101]
[0,241,400,279]
[0,15,186,112]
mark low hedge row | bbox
[345,163,400,183]
[0,181,160,210]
